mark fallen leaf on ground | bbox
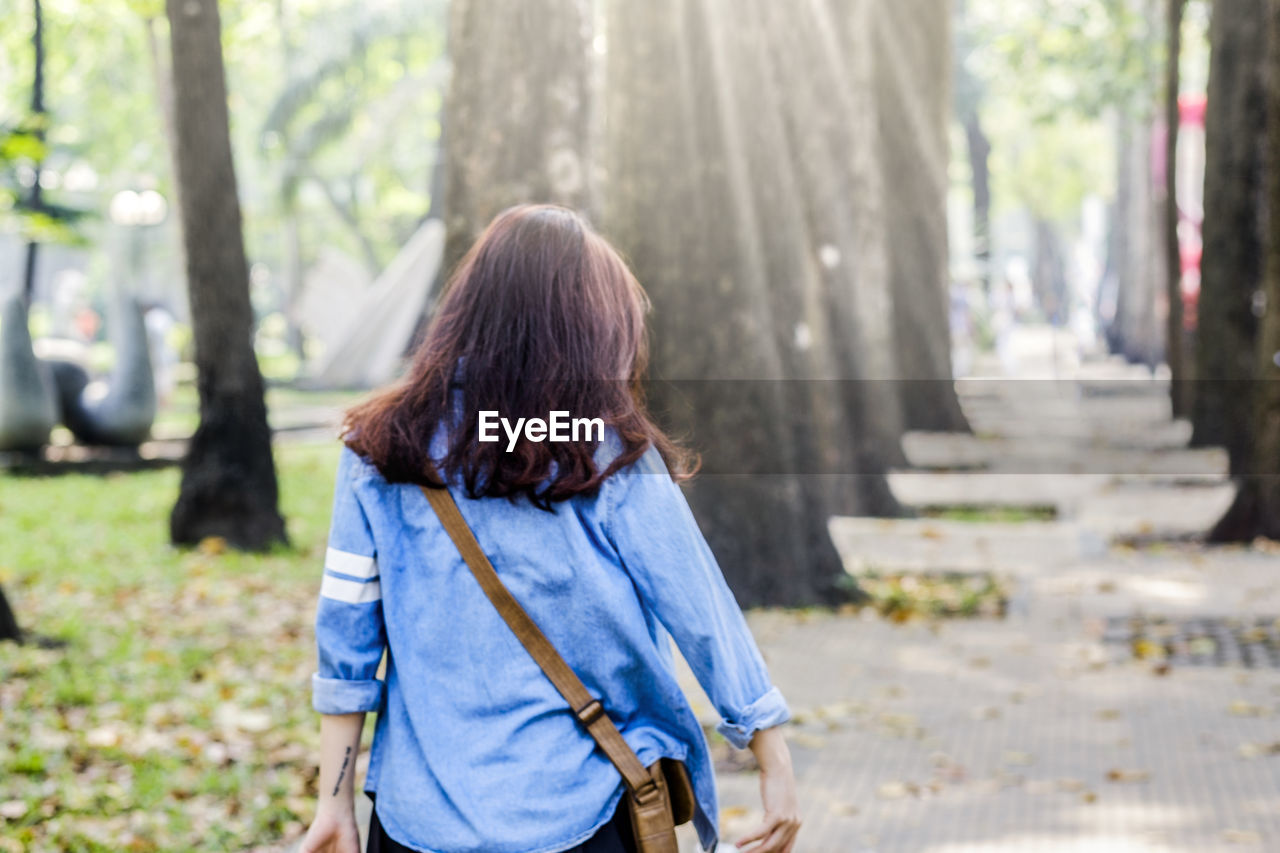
[0,801,28,820]
[1106,768,1150,784]
[877,781,918,799]
[197,536,227,555]
[1237,741,1280,759]
[1222,829,1263,845]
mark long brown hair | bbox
[341,204,695,506]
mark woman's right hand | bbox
[736,726,801,852]
[299,806,361,853]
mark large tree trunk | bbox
[1210,0,1280,541]
[874,0,970,433]
[1165,0,1189,416]
[440,0,594,279]
[604,0,904,607]
[166,0,286,550]
[1191,0,1267,464]
[21,0,45,304]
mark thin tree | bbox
[954,0,992,296]
[21,0,45,303]
[1209,0,1280,541]
[1165,0,1188,416]
[166,0,286,549]
[4,0,45,643]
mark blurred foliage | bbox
[0,117,87,246]
[0,0,446,311]
[959,0,1209,229]
[250,0,447,273]
[966,0,1160,123]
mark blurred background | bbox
[2,0,1279,850]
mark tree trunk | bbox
[166,0,286,550]
[964,116,992,294]
[0,586,21,643]
[1115,121,1163,369]
[874,0,970,433]
[604,0,904,607]
[1165,0,1189,415]
[1033,218,1068,325]
[441,0,594,279]
[21,0,45,304]
[954,0,992,297]
[1191,0,1267,464]
[1106,121,1135,355]
[1209,0,1280,541]
[144,14,187,287]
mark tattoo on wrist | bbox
[332,745,352,796]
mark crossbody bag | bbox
[419,484,696,853]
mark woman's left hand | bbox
[299,806,361,853]
[736,727,801,852]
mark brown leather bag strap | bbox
[419,484,660,800]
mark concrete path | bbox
[695,341,1280,852]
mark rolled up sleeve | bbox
[312,445,387,715]
[604,446,791,749]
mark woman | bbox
[301,205,800,853]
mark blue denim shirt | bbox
[311,433,791,853]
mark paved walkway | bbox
[695,334,1280,851]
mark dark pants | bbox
[366,794,637,853]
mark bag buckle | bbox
[575,699,605,726]
[633,777,663,806]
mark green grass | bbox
[0,441,348,852]
[919,504,1057,523]
[150,382,369,439]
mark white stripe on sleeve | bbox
[325,547,378,579]
[320,574,382,604]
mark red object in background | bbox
[1181,244,1201,332]
[75,307,101,342]
[1180,93,1206,126]
[1177,92,1206,334]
